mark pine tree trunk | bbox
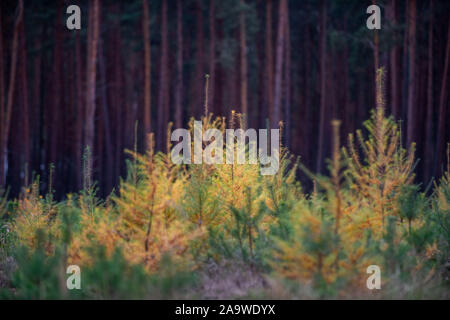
[436,20,450,175]
[373,0,379,78]
[406,0,417,148]
[175,0,183,129]
[265,0,274,128]
[142,0,151,138]
[239,0,248,124]
[99,38,113,193]
[85,0,100,154]
[74,31,83,189]
[425,0,434,182]
[272,0,287,129]
[283,6,291,147]
[192,0,205,118]
[32,31,42,179]
[208,0,216,116]
[0,0,23,186]
[19,8,30,185]
[50,1,63,183]
[157,0,169,151]
[388,0,399,118]
[316,0,327,173]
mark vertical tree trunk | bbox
[19,6,30,185]
[425,0,434,182]
[192,0,205,118]
[49,0,63,187]
[283,5,291,147]
[239,0,248,123]
[208,0,216,115]
[74,31,83,189]
[401,0,409,123]
[387,0,399,118]
[316,0,327,173]
[373,0,379,77]
[215,17,224,118]
[265,0,274,128]
[85,0,100,155]
[32,31,42,179]
[436,20,450,175]
[175,0,183,128]
[157,0,169,151]
[406,0,416,148]
[0,0,23,186]
[0,8,4,151]
[272,0,287,129]
[142,0,151,139]
[111,3,123,183]
[99,38,113,193]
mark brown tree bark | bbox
[49,0,63,181]
[373,0,379,77]
[387,0,399,118]
[265,0,274,128]
[19,5,30,185]
[283,5,291,147]
[406,0,417,148]
[85,0,100,155]
[0,8,4,150]
[99,37,113,193]
[239,0,248,124]
[74,31,83,189]
[192,0,205,118]
[436,20,450,175]
[142,0,152,139]
[425,0,434,182]
[157,0,169,151]
[208,0,216,115]
[175,0,183,128]
[0,0,23,186]
[272,0,287,129]
[32,30,42,178]
[316,0,327,173]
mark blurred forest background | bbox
[0,0,449,198]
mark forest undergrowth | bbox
[0,73,449,300]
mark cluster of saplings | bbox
[0,82,449,299]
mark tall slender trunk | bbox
[19,7,30,185]
[175,0,183,128]
[265,0,274,128]
[373,0,379,76]
[208,0,216,116]
[142,0,151,139]
[239,0,248,124]
[157,0,169,151]
[316,0,327,173]
[401,0,409,124]
[436,20,450,175]
[272,0,287,129]
[406,0,416,148]
[388,0,399,118]
[0,0,23,186]
[32,30,42,179]
[85,0,100,155]
[192,0,205,118]
[99,38,113,193]
[74,31,83,189]
[283,6,291,147]
[50,0,63,186]
[425,0,434,182]
[0,9,4,151]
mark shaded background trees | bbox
[0,0,449,198]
